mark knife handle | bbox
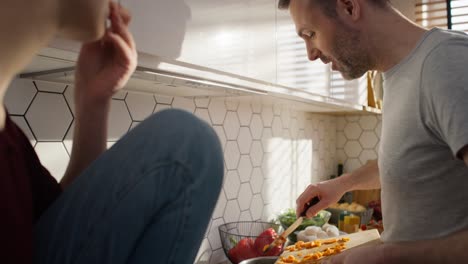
[300,196,320,217]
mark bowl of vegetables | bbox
[276,209,332,242]
[218,221,283,264]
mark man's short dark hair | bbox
[278,0,390,17]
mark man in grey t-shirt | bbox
[279,0,468,263]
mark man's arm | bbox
[297,160,380,218]
[327,228,468,264]
[383,228,468,263]
[60,3,137,188]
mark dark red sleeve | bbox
[0,116,62,263]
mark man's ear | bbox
[336,0,361,22]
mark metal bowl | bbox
[239,256,278,264]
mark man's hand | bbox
[74,1,137,106]
[296,179,347,218]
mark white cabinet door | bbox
[121,0,277,83]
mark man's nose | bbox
[307,48,321,62]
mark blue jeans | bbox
[34,109,224,264]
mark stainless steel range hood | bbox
[20,48,268,98]
[20,45,375,113]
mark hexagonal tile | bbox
[250,194,264,220]
[107,141,117,149]
[336,132,346,149]
[224,170,240,199]
[224,141,240,170]
[154,95,173,104]
[238,183,253,211]
[224,200,241,223]
[195,238,212,263]
[63,121,74,154]
[35,81,67,93]
[237,101,253,126]
[26,93,73,141]
[359,149,378,164]
[108,100,132,141]
[239,211,253,221]
[336,116,346,131]
[194,97,210,108]
[238,155,253,183]
[10,116,36,146]
[345,115,360,122]
[336,149,347,165]
[360,131,378,149]
[344,141,362,158]
[344,122,362,140]
[359,115,378,130]
[318,120,326,140]
[261,128,273,153]
[251,100,262,114]
[250,141,263,167]
[112,90,127,100]
[238,127,252,154]
[225,98,239,111]
[212,125,227,151]
[345,158,362,173]
[212,190,227,219]
[194,108,212,125]
[250,114,263,140]
[207,218,224,250]
[250,167,263,194]
[375,120,382,138]
[208,99,226,125]
[172,97,195,113]
[129,121,141,131]
[153,104,171,113]
[273,104,282,116]
[261,177,274,203]
[293,120,302,140]
[64,86,76,116]
[297,112,306,130]
[261,105,274,127]
[210,249,226,264]
[272,116,283,137]
[223,112,240,140]
[125,92,155,121]
[35,142,70,181]
[280,107,290,128]
[5,79,37,115]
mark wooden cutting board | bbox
[275,229,381,264]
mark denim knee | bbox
[139,109,224,184]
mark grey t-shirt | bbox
[380,28,468,242]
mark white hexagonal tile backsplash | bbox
[6,78,383,264]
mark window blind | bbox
[416,0,468,32]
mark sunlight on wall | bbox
[261,136,313,220]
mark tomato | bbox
[228,238,257,264]
[253,228,283,256]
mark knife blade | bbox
[262,196,321,254]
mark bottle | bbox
[338,210,350,231]
[343,214,361,233]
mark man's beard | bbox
[330,25,373,80]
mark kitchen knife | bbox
[262,196,321,254]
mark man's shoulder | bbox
[424,28,468,57]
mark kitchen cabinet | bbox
[121,0,277,83]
